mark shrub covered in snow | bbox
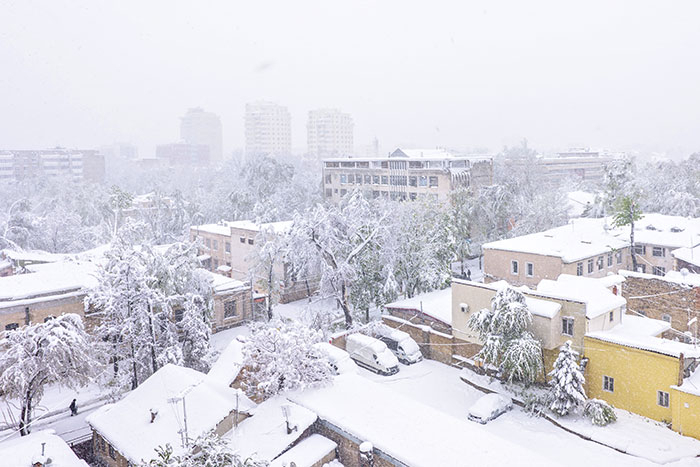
[583,399,617,426]
[548,341,586,416]
[469,286,543,384]
[242,320,333,400]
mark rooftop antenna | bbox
[168,394,190,448]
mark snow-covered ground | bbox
[452,256,484,282]
[357,359,700,466]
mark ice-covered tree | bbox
[250,225,286,320]
[469,286,543,384]
[179,294,213,372]
[241,320,332,400]
[548,341,586,416]
[0,314,94,436]
[583,399,617,426]
[611,195,643,272]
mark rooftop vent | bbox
[645,225,657,231]
[671,226,684,233]
[580,240,592,244]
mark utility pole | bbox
[167,395,189,448]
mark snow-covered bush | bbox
[583,399,617,426]
[241,320,333,400]
[469,286,543,384]
[548,341,586,416]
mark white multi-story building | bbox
[245,101,291,158]
[180,107,223,163]
[0,149,105,183]
[307,108,353,157]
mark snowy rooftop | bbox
[0,429,89,467]
[87,364,249,464]
[201,269,246,294]
[289,374,556,467]
[206,338,246,387]
[586,316,698,359]
[567,191,597,217]
[620,269,700,288]
[484,214,700,262]
[268,434,337,467]
[536,274,627,319]
[1,248,67,264]
[0,260,98,305]
[674,365,700,397]
[385,287,451,326]
[192,220,293,236]
[672,245,700,268]
[227,396,317,462]
[455,279,562,320]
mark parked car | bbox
[376,328,423,365]
[345,333,399,376]
[314,342,358,375]
[468,393,513,424]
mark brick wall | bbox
[383,307,451,334]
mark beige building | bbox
[307,108,353,157]
[484,214,700,287]
[0,149,105,183]
[322,148,493,203]
[538,149,621,184]
[245,101,291,158]
[190,220,315,303]
[180,107,223,163]
[451,274,626,370]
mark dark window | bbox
[224,300,237,318]
[348,174,355,183]
[597,256,604,270]
[616,250,622,264]
[657,391,670,407]
[634,245,646,255]
[576,262,583,276]
[652,266,665,276]
[364,175,371,184]
[240,237,245,243]
[205,238,211,248]
[5,323,19,331]
[325,174,332,184]
[587,259,594,274]
[381,176,388,185]
[373,175,380,184]
[603,375,614,392]
[409,192,417,201]
[409,176,417,187]
[607,252,613,267]
[562,317,574,336]
[429,176,439,187]
[511,260,519,274]
[225,242,231,253]
[325,188,333,198]
[526,262,534,277]
[248,238,254,245]
[609,311,614,322]
[652,247,665,257]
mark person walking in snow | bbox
[69,399,78,416]
[466,269,472,281]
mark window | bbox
[364,175,371,184]
[205,238,211,248]
[240,236,245,243]
[213,259,218,269]
[348,174,355,184]
[373,175,380,184]
[5,323,19,331]
[603,375,614,392]
[616,250,622,264]
[224,300,237,318]
[390,175,407,186]
[429,176,439,187]
[325,188,333,197]
[587,259,594,274]
[409,192,417,201]
[658,391,670,407]
[340,174,347,184]
[634,244,646,255]
[607,252,613,267]
[526,262,534,277]
[409,176,417,187]
[109,444,116,459]
[419,176,427,186]
[562,317,574,336]
[661,314,671,323]
[652,266,665,276]
[356,175,362,185]
[576,262,583,276]
[511,260,519,275]
[212,240,218,250]
[325,174,332,184]
[609,311,614,322]
[638,264,646,273]
[597,256,604,270]
[381,176,388,185]
[248,238,254,245]
[652,247,665,257]
[225,242,231,253]
[340,189,347,196]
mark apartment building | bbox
[483,214,700,287]
[538,149,621,184]
[155,142,210,166]
[307,108,353,157]
[0,149,105,183]
[181,107,223,163]
[190,220,315,303]
[322,148,494,203]
[245,101,291,158]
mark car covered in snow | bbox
[314,342,358,375]
[375,328,423,365]
[467,393,513,424]
[345,333,399,376]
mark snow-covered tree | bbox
[548,341,586,416]
[611,195,643,272]
[469,286,543,384]
[250,225,286,320]
[583,399,617,426]
[241,320,332,400]
[179,294,213,372]
[0,314,95,436]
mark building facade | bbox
[538,149,621,184]
[0,149,105,183]
[307,108,353,157]
[180,107,223,163]
[245,101,291,158]
[155,143,210,167]
[322,148,493,203]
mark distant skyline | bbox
[1,1,700,160]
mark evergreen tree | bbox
[548,341,586,416]
[611,195,643,272]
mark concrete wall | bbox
[0,293,86,336]
[583,336,680,424]
[671,387,700,439]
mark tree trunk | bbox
[267,265,273,321]
[340,283,353,328]
[20,390,32,436]
[147,304,158,375]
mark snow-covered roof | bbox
[206,338,247,387]
[0,260,98,304]
[0,429,89,467]
[674,366,700,397]
[385,288,451,326]
[567,191,597,217]
[455,279,562,320]
[664,270,700,287]
[87,364,247,464]
[1,248,67,264]
[192,220,293,236]
[536,275,626,319]
[586,317,698,359]
[288,374,557,467]
[620,269,700,288]
[268,434,337,467]
[200,269,246,294]
[672,244,700,268]
[227,396,317,462]
[192,222,232,236]
[484,214,700,262]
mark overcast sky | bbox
[1,0,699,158]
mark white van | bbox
[314,342,358,375]
[345,334,399,375]
[376,328,423,365]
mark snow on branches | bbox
[548,341,586,416]
[241,320,332,400]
